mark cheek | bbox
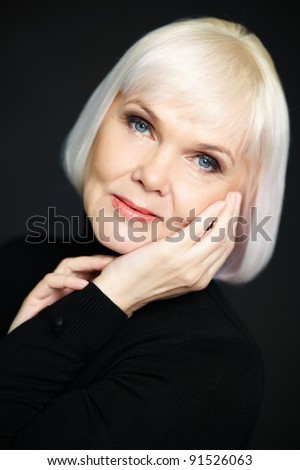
[89,134,140,183]
[173,182,229,220]
[174,159,248,218]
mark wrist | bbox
[92,277,136,318]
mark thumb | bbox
[90,254,117,269]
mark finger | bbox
[232,192,243,239]
[201,238,234,276]
[175,192,237,253]
[54,255,116,275]
[190,194,242,283]
[202,191,241,244]
[21,274,88,303]
[45,273,89,290]
[197,250,232,292]
[207,243,234,279]
[180,242,232,294]
[165,199,227,246]
[178,192,240,271]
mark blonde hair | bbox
[61,17,290,284]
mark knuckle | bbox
[214,238,226,249]
[200,273,210,289]
[183,271,198,288]
[210,229,226,247]
[192,276,209,291]
[159,250,168,264]
[207,264,218,278]
[160,246,172,264]
[56,257,73,273]
[219,234,232,249]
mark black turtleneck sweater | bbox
[0,225,264,449]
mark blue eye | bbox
[196,154,220,173]
[127,116,151,135]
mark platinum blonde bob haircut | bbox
[61,17,290,284]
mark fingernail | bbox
[79,279,89,287]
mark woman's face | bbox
[83,92,247,253]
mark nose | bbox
[131,146,172,196]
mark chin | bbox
[96,235,151,254]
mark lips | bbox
[111,194,162,221]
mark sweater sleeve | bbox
[0,282,128,449]
[0,270,264,450]
[1,303,264,450]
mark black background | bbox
[1,0,299,449]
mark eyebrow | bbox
[124,99,162,124]
[123,99,235,165]
[197,144,234,165]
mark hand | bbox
[7,254,116,334]
[93,191,242,317]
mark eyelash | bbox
[124,113,221,174]
[195,154,221,173]
[126,114,152,136]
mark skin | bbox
[8,91,247,332]
[7,255,113,334]
[83,92,247,253]
[81,92,246,315]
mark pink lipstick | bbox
[111,194,162,222]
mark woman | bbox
[0,16,289,449]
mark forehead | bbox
[119,44,258,157]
